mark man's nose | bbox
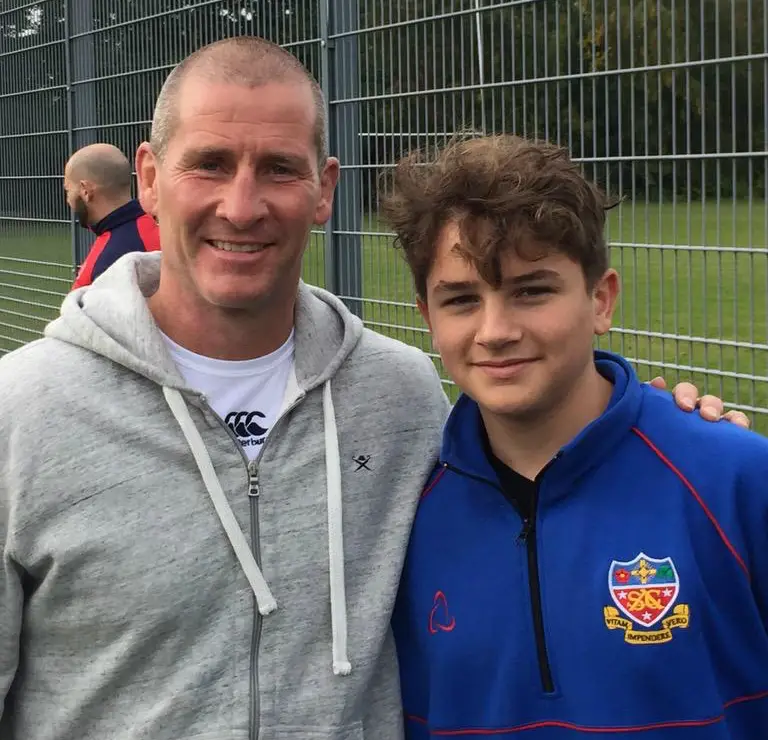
[216,170,269,229]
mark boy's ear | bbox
[417,296,439,353]
[416,296,430,328]
[592,268,620,336]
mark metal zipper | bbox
[240,394,305,740]
[444,457,558,694]
[248,467,261,740]
[517,489,555,693]
[191,391,305,740]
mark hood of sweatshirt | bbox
[47,252,363,394]
[46,251,364,674]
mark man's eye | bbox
[271,164,294,176]
[198,161,221,172]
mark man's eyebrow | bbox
[261,151,312,168]
[178,146,231,164]
[179,147,309,169]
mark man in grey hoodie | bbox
[0,36,742,740]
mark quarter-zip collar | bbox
[440,351,644,497]
[90,199,146,235]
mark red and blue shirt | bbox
[72,200,160,290]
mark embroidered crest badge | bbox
[604,553,690,644]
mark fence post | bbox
[67,0,97,269]
[321,0,363,317]
[63,0,76,278]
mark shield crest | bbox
[608,553,680,629]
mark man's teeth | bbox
[211,240,268,253]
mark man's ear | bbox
[592,268,620,337]
[135,142,159,218]
[79,181,92,202]
[314,156,340,226]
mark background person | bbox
[64,143,160,290]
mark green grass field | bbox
[2,200,766,433]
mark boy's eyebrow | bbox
[505,269,562,284]
[433,270,561,293]
[433,280,476,293]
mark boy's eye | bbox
[518,286,554,298]
[443,295,477,307]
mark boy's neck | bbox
[481,363,615,481]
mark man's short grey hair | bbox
[150,36,328,166]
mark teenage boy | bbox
[382,134,768,737]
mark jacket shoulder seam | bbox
[630,425,749,579]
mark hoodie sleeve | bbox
[0,497,22,717]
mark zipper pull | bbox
[248,470,260,498]
[517,517,535,544]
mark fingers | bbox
[697,394,723,421]
[670,382,699,411]
[648,376,667,391]
[648,377,750,428]
[722,409,752,429]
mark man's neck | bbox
[88,195,132,226]
[481,364,614,481]
[148,288,296,361]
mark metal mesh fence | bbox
[352,0,768,433]
[0,0,73,351]
[0,0,766,432]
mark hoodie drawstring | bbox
[163,384,351,676]
[163,386,278,616]
[322,380,352,676]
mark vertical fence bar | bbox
[326,0,363,318]
[70,0,97,268]
[319,0,335,296]
[64,0,76,278]
[474,0,487,133]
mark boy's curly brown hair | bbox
[379,134,613,299]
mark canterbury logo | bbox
[225,411,269,440]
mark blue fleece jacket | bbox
[393,351,768,738]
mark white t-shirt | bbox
[162,331,295,461]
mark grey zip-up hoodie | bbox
[0,252,449,740]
